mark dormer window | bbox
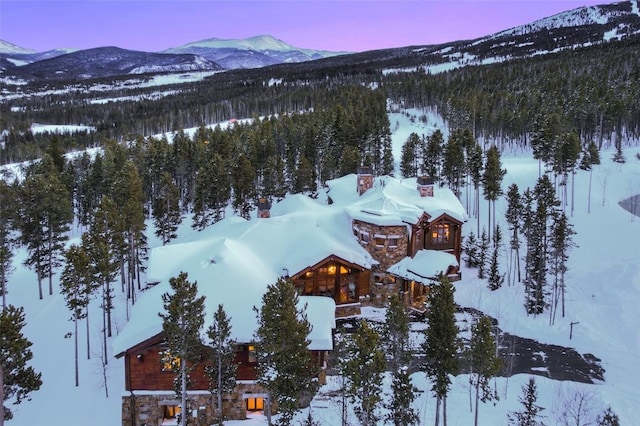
[431,223,450,244]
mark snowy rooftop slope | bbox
[113,202,373,355]
[387,250,459,283]
[327,174,468,226]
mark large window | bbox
[431,223,450,244]
[247,397,264,411]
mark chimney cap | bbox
[257,197,272,209]
[417,176,435,186]
[357,166,373,175]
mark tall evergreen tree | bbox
[467,315,502,426]
[60,244,96,387]
[400,132,420,178]
[0,180,16,309]
[253,277,317,426]
[383,295,418,425]
[19,157,73,298]
[423,274,460,426]
[508,376,545,426]
[579,141,600,214]
[232,154,256,219]
[549,212,575,324]
[463,231,480,269]
[159,272,206,426]
[153,171,182,245]
[85,197,120,357]
[442,130,465,196]
[482,145,506,242]
[423,129,444,181]
[344,320,386,426]
[477,228,490,280]
[0,305,42,421]
[488,225,505,291]
[205,304,237,425]
[505,183,523,285]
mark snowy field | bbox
[4,108,640,425]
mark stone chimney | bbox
[417,176,435,197]
[257,197,272,218]
[357,166,374,196]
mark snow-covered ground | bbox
[5,108,640,425]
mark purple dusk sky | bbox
[1,1,610,53]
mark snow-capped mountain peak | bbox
[0,39,37,54]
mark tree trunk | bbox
[443,394,448,426]
[181,361,187,426]
[474,382,480,426]
[434,395,441,426]
[588,169,593,214]
[1,361,5,426]
[37,268,43,300]
[74,315,79,387]
[86,306,91,360]
[217,352,223,424]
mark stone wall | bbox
[122,383,273,426]
[352,220,409,306]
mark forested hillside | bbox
[2,35,639,165]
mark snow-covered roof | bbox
[387,250,459,284]
[327,174,468,226]
[114,196,376,355]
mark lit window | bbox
[248,345,257,363]
[160,350,180,372]
[247,397,264,411]
[375,237,386,247]
[431,223,450,244]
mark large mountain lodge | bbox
[114,169,467,424]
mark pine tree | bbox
[579,141,600,214]
[508,376,545,426]
[159,272,206,426]
[0,180,16,309]
[153,171,182,245]
[344,320,386,426]
[19,157,73,299]
[423,274,460,426]
[463,231,479,268]
[549,212,575,324]
[383,294,411,372]
[467,143,484,233]
[467,315,502,426]
[482,145,506,242]
[253,277,317,426]
[505,183,522,285]
[442,130,465,196]
[1,305,42,421]
[400,132,420,178]
[232,154,256,219]
[205,304,237,425]
[383,295,418,425]
[596,407,620,426]
[86,197,120,351]
[60,244,96,387]
[385,366,419,426]
[424,129,444,181]
[488,225,505,291]
[477,228,490,279]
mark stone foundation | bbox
[122,383,272,426]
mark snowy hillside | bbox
[4,108,640,425]
[0,40,36,55]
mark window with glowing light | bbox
[431,223,450,244]
[159,350,181,372]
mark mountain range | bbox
[0,1,639,81]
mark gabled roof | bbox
[113,196,375,356]
[387,250,459,284]
[326,174,468,226]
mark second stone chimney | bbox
[257,197,272,218]
[417,176,435,197]
[357,166,374,196]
